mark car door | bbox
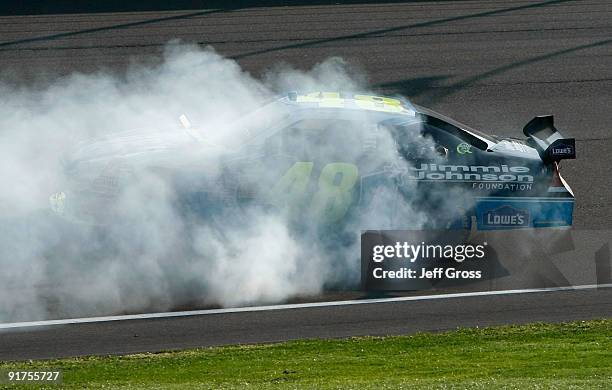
[230,116,372,225]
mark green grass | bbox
[2,319,611,389]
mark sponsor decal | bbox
[385,163,534,185]
[472,182,532,191]
[551,146,573,156]
[482,205,530,227]
[547,139,576,160]
[456,142,472,154]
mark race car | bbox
[50,91,576,232]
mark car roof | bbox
[279,91,417,116]
[277,92,494,149]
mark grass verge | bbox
[1,319,611,389]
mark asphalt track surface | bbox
[1,0,611,359]
[0,286,610,361]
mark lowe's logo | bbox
[483,205,530,227]
[551,146,573,156]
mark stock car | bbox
[50,92,576,232]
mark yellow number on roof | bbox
[354,94,402,112]
[296,92,344,108]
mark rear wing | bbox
[523,115,576,163]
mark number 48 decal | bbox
[271,162,359,223]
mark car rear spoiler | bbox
[523,115,576,163]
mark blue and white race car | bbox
[52,92,576,232]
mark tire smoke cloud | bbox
[0,44,464,322]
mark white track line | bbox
[1,283,611,330]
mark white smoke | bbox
[0,43,466,322]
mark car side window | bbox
[390,122,448,161]
[392,119,486,161]
[422,123,485,159]
[424,116,489,151]
[265,118,467,163]
[422,124,463,151]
